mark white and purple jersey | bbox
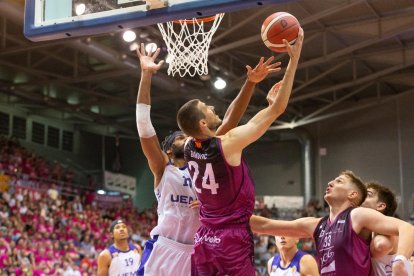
[184,137,255,227]
[107,243,140,276]
[372,254,394,276]
[150,163,200,244]
[270,250,307,276]
[313,207,373,276]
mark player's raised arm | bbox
[221,28,304,157]
[216,57,281,136]
[135,43,168,187]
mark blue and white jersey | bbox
[150,163,200,244]
[372,254,394,276]
[270,250,307,276]
[108,243,140,276]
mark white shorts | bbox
[138,235,194,276]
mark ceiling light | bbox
[165,54,173,64]
[123,30,136,42]
[214,77,227,90]
[129,42,139,51]
[75,3,86,15]
[97,190,105,195]
[145,42,157,54]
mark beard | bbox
[207,118,222,132]
[171,144,184,159]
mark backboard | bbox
[24,0,284,42]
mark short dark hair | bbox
[110,219,125,233]
[366,181,397,216]
[177,99,205,137]
[341,170,367,207]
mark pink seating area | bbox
[0,135,158,275]
[0,183,157,275]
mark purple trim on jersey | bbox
[137,235,158,276]
[313,208,373,276]
[271,250,307,273]
[108,243,137,257]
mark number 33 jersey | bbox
[184,137,255,227]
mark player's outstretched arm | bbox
[97,249,111,276]
[351,207,414,276]
[249,214,318,238]
[299,254,320,276]
[220,28,304,158]
[216,57,281,136]
[136,43,168,186]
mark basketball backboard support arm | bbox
[24,0,287,42]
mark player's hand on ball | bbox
[284,27,304,63]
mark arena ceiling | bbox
[0,0,414,138]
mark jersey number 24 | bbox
[188,161,219,195]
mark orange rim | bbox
[173,13,223,24]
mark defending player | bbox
[135,43,281,275]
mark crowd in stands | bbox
[0,136,157,275]
[1,136,412,275]
[0,136,75,185]
[0,183,157,275]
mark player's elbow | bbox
[370,238,393,257]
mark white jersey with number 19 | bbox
[108,243,140,276]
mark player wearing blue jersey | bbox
[135,43,281,275]
[97,220,142,276]
[268,236,319,276]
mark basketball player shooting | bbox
[177,28,304,275]
[135,42,282,276]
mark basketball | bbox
[261,12,300,52]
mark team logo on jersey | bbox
[170,194,195,204]
[112,252,119,258]
[271,265,277,272]
[337,219,345,224]
[195,141,202,149]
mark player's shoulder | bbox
[350,206,377,219]
[98,248,112,262]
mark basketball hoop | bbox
[157,13,224,77]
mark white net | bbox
[157,13,224,77]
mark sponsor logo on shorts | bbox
[194,233,221,245]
